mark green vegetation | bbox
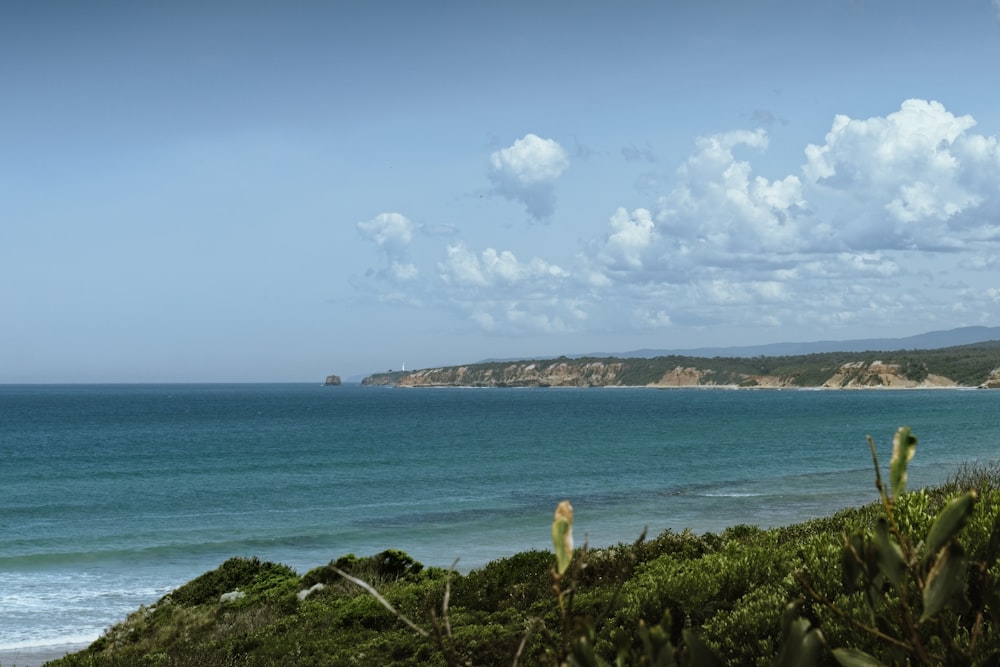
[47,429,1000,666]
[363,341,1000,388]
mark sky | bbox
[3,1,1000,382]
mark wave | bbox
[699,491,765,498]
[0,634,97,652]
[0,533,347,572]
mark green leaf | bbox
[985,508,1000,569]
[925,491,976,558]
[921,542,969,622]
[832,647,886,667]
[681,629,723,667]
[889,426,917,500]
[841,533,866,593]
[772,615,823,667]
[874,518,905,588]
[552,500,574,575]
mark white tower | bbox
[402,362,405,372]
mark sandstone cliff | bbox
[361,344,1000,389]
[378,359,959,389]
[397,360,628,388]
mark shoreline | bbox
[390,382,984,390]
[0,642,90,667]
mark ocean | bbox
[2,383,999,656]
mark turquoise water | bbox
[2,383,999,650]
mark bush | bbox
[451,550,553,612]
[301,549,426,593]
[169,557,297,607]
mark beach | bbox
[0,642,87,667]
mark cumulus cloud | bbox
[357,212,419,282]
[437,243,568,288]
[488,134,569,219]
[355,99,1000,341]
[433,244,584,334]
[656,129,810,257]
[600,207,657,270]
[803,99,999,249]
[357,212,414,255]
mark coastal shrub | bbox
[787,427,1000,665]
[943,459,1000,496]
[700,582,788,667]
[635,527,717,562]
[614,533,786,636]
[301,549,427,594]
[451,549,553,612]
[169,557,297,607]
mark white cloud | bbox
[357,212,414,255]
[699,279,788,305]
[656,129,809,256]
[355,100,1000,343]
[803,99,999,249]
[437,243,568,288]
[838,252,899,277]
[390,261,419,281]
[357,212,420,285]
[634,309,672,328]
[601,207,656,270]
[488,134,569,219]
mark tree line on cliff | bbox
[362,341,1000,388]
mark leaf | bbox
[772,615,823,667]
[874,518,905,588]
[924,491,976,559]
[889,426,917,500]
[832,647,887,667]
[681,629,723,667]
[985,508,1000,569]
[921,542,970,622]
[841,533,866,593]
[552,500,574,576]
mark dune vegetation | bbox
[47,429,1000,666]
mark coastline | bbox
[0,642,90,667]
[390,382,981,390]
[5,385,999,660]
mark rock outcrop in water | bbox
[324,375,342,386]
[361,342,1000,389]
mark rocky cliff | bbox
[361,344,1000,389]
[396,360,628,388]
[386,360,959,389]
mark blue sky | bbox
[3,1,1000,382]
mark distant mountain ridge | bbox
[574,326,1000,360]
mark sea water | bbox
[2,383,999,652]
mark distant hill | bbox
[579,326,1000,359]
[365,338,1000,389]
[353,326,1000,383]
